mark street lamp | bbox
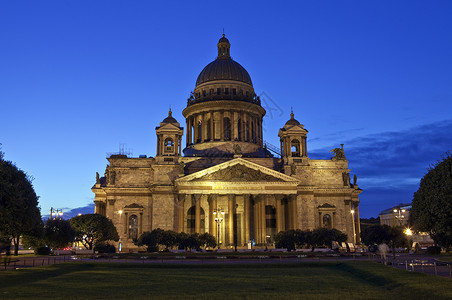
[351,209,356,245]
[393,208,406,226]
[213,209,224,250]
[117,210,123,253]
[50,208,63,220]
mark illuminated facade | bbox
[92,35,362,251]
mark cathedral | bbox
[92,35,362,251]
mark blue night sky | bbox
[1,1,451,218]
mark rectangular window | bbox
[225,88,229,95]
[232,88,236,95]
[217,88,221,95]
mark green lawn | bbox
[0,261,451,299]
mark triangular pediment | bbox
[176,158,298,183]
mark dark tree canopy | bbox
[69,214,119,250]
[0,148,42,255]
[361,224,409,257]
[135,230,216,252]
[275,229,347,251]
[410,152,452,249]
[44,218,75,249]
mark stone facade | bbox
[92,35,362,251]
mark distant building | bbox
[379,203,411,227]
[92,35,363,252]
[379,203,434,248]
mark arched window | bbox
[251,120,256,142]
[128,215,138,239]
[164,138,174,153]
[291,139,301,157]
[224,118,231,141]
[187,206,205,234]
[323,214,332,229]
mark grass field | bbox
[1,261,451,299]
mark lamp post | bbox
[117,210,123,253]
[351,209,356,245]
[393,208,406,226]
[50,208,63,220]
[213,209,224,250]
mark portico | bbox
[175,158,299,246]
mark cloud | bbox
[310,119,452,217]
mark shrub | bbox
[426,246,441,255]
[35,246,51,255]
[94,244,116,253]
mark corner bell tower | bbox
[155,109,184,158]
[278,110,308,163]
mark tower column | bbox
[220,110,224,141]
[210,111,215,141]
[201,113,206,142]
[193,115,199,144]
[241,112,245,141]
[231,110,236,140]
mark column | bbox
[194,116,199,144]
[292,196,298,229]
[228,195,234,246]
[201,113,206,142]
[124,212,128,235]
[174,135,178,155]
[231,111,236,140]
[244,195,250,243]
[139,212,143,236]
[260,196,266,244]
[178,137,182,155]
[287,198,293,229]
[240,112,245,141]
[275,196,282,233]
[195,195,201,233]
[354,202,361,244]
[211,195,217,238]
[220,110,224,141]
[253,198,259,244]
[178,195,185,232]
[186,119,190,146]
[210,111,214,141]
[304,138,307,156]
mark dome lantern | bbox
[217,34,231,59]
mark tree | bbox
[361,225,409,258]
[177,233,200,251]
[0,148,42,255]
[44,218,75,249]
[275,230,297,251]
[69,214,119,250]
[309,228,347,250]
[410,152,452,251]
[198,233,216,249]
[136,228,164,252]
[160,230,178,250]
